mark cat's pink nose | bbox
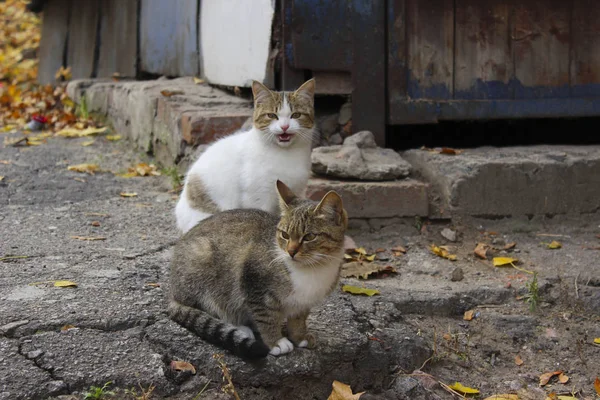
[280,124,289,132]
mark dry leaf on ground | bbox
[105,135,121,141]
[54,280,77,288]
[539,370,562,386]
[483,395,519,400]
[341,261,397,280]
[448,382,479,394]
[463,310,475,321]
[594,377,600,395]
[117,162,161,178]
[170,360,196,374]
[119,192,138,197]
[0,176,4,181]
[474,243,489,259]
[327,380,364,400]
[439,147,464,155]
[56,127,107,138]
[504,242,517,250]
[594,338,600,345]
[557,373,569,384]
[391,245,406,255]
[345,247,376,262]
[430,244,457,261]
[342,285,379,296]
[547,240,562,249]
[67,163,99,175]
[90,221,100,227]
[193,77,205,84]
[61,324,75,331]
[81,140,94,146]
[493,257,518,266]
[70,235,106,241]
[514,355,524,366]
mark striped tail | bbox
[168,300,270,359]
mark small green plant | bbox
[76,95,89,119]
[83,381,115,400]
[524,272,539,312]
[125,382,155,400]
[162,166,183,190]
[414,216,423,231]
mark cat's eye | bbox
[303,233,317,242]
[280,231,290,240]
[291,112,302,119]
[267,113,278,119]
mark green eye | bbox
[267,113,278,119]
[303,233,317,242]
[291,112,301,119]
[281,231,290,240]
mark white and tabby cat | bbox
[169,180,348,359]
[175,79,316,234]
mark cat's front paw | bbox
[269,337,294,356]
[297,333,316,349]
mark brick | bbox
[181,112,251,146]
[306,177,429,219]
[403,145,600,217]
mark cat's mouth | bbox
[277,133,294,143]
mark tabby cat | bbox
[168,180,347,359]
[175,79,316,234]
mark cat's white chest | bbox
[283,260,340,315]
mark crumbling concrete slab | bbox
[403,145,600,218]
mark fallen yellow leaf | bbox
[493,257,518,266]
[463,310,475,321]
[594,338,600,344]
[54,280,77,288]
[119,192,138,197]
[430,244,457,261]
[193,77,205,84]
[514,355,524,366]
[67,163,99,174]
[557,373,569,384]
[355,247,367,255]
[56,126,107,138]
[483,395,519,400]
[327,380,364,400]
[0,176,4,181]
[341,262,396,280]
[117,162,161,178]
[170,360,196,374]
[448,382,479,394]
[105,135,121,141]
[55,66,72,81]
[342,285,379,296]
[160,90,184,97]
[557,397,577,400]
[594,377,600,395]
[70,235,107,241]
[539,370,562,386]
[81,140,95,146]
[61,324,75,331]
[547,240,562,249]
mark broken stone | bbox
[343,130,377,149]
[338,102,352,125]
[311,144,411,181]
[26,349,44,359]
[0,320,29,336]
[451,267,464,282]
[441,228,457,242]
[329,133,343,145]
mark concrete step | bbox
[66,77,253,167]
[403,145,600,218]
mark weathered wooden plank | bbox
[97,0,138,78]
[280,0,305,90]
[352,0,386,145]
[140,0,199,77]
[37,0,71,84]
[570,0,600,97]
[513,0,570,99]
[387,0,407,112]
[66,0,100,79]
[311,72,352,94]
[454,1,512,99]
[406,0,454,100]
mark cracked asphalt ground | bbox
[1,130,600,400]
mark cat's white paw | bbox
[237,325,255,339]
[298,339,309,348]
[269,337,294,356]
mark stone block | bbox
[306,177,429,219]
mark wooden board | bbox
[570,0,600,97]
[140,0,199,77]
[66,0,100,79]
[387,0,407,104]
[406,0,454,100]
[97,0,138,78]
[454,1,513,99]
[513,0,570,98]
[37,0,71,84]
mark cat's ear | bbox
[276,180,297,210]
[294,78,315,101]
[314,191,347,226]
[252,80,273,105]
